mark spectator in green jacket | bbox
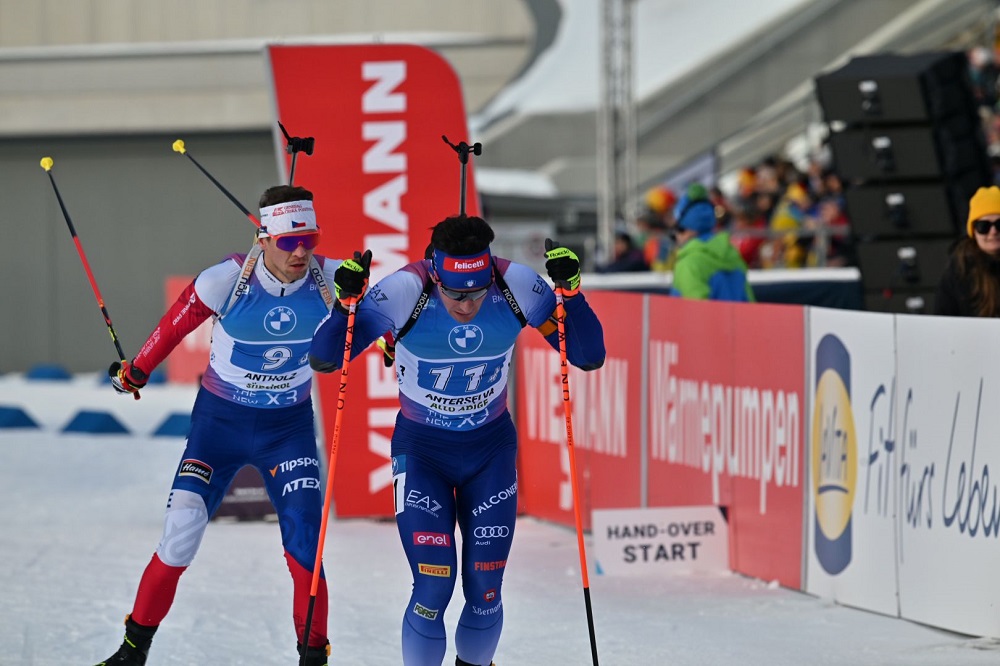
[669,184,755,302]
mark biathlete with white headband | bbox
[95,185,352,666]
[309,214,606,666]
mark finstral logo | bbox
[445,254,489,272]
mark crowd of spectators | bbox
[601,45,1000,278]
[968,45,1000,180]
[608,154,854,275]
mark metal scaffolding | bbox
[597,0,638,267]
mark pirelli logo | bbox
[418,563,452,577]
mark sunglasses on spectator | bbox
[437,281,491,302]
[974,219,1000,235]
[272,233,320,251]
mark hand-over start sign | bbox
[592,506,729,576]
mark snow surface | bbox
[3,380,1000,665]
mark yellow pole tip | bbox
[172,140,186,154]
[40,157,54,170]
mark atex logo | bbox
[473,526,510,539]
[413,532,452,547]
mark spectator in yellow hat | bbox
[935,185,1000,316]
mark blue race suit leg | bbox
[454,440,516,665]
[392,413,518,666]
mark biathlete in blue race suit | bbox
[309,215,606,666]
[96,185,339,666]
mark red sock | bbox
[285,551,328,647]
[130,553,187,626]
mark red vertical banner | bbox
[268,44,478,517]
[646,298,804,588]
[516,291,644,529]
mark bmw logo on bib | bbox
[265,306,297,336]
[448,324,483,355]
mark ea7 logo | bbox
[413,532,451,547]
[406,489,443,516]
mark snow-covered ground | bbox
[2,378,1000,665]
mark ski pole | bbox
[553,284,600,665]
[299,273,366,665]
[278,121,315,187]
[39,157,140,401]
[441,135,481,215]
[171,139,261,227]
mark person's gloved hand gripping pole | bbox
[542,239,605,371]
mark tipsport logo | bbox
[269,457,319,477]
[264,306,297,336]
[811,334,857,575]
[448,324,483,355]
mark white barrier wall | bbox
[807,308,1000,638]
[806,309,900,617]
[894,315,1000,637]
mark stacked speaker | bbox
[815,51,992,313]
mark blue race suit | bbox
[311,257,605,665]
[126,250,338,650]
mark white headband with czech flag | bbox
[258,200,319,237]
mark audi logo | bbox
[473,526,510,538]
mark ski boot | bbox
[94,615,157,665]
[297,640,331,666]
[456,658,496,666]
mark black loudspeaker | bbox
[844,171,984,238]
[815,51,975,124]
[854,238,952,291]
[816,51,989,313]
[828,115,984,181]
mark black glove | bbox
[334,250,373,313]
[109,360,148,395]
[544,238,581,297]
